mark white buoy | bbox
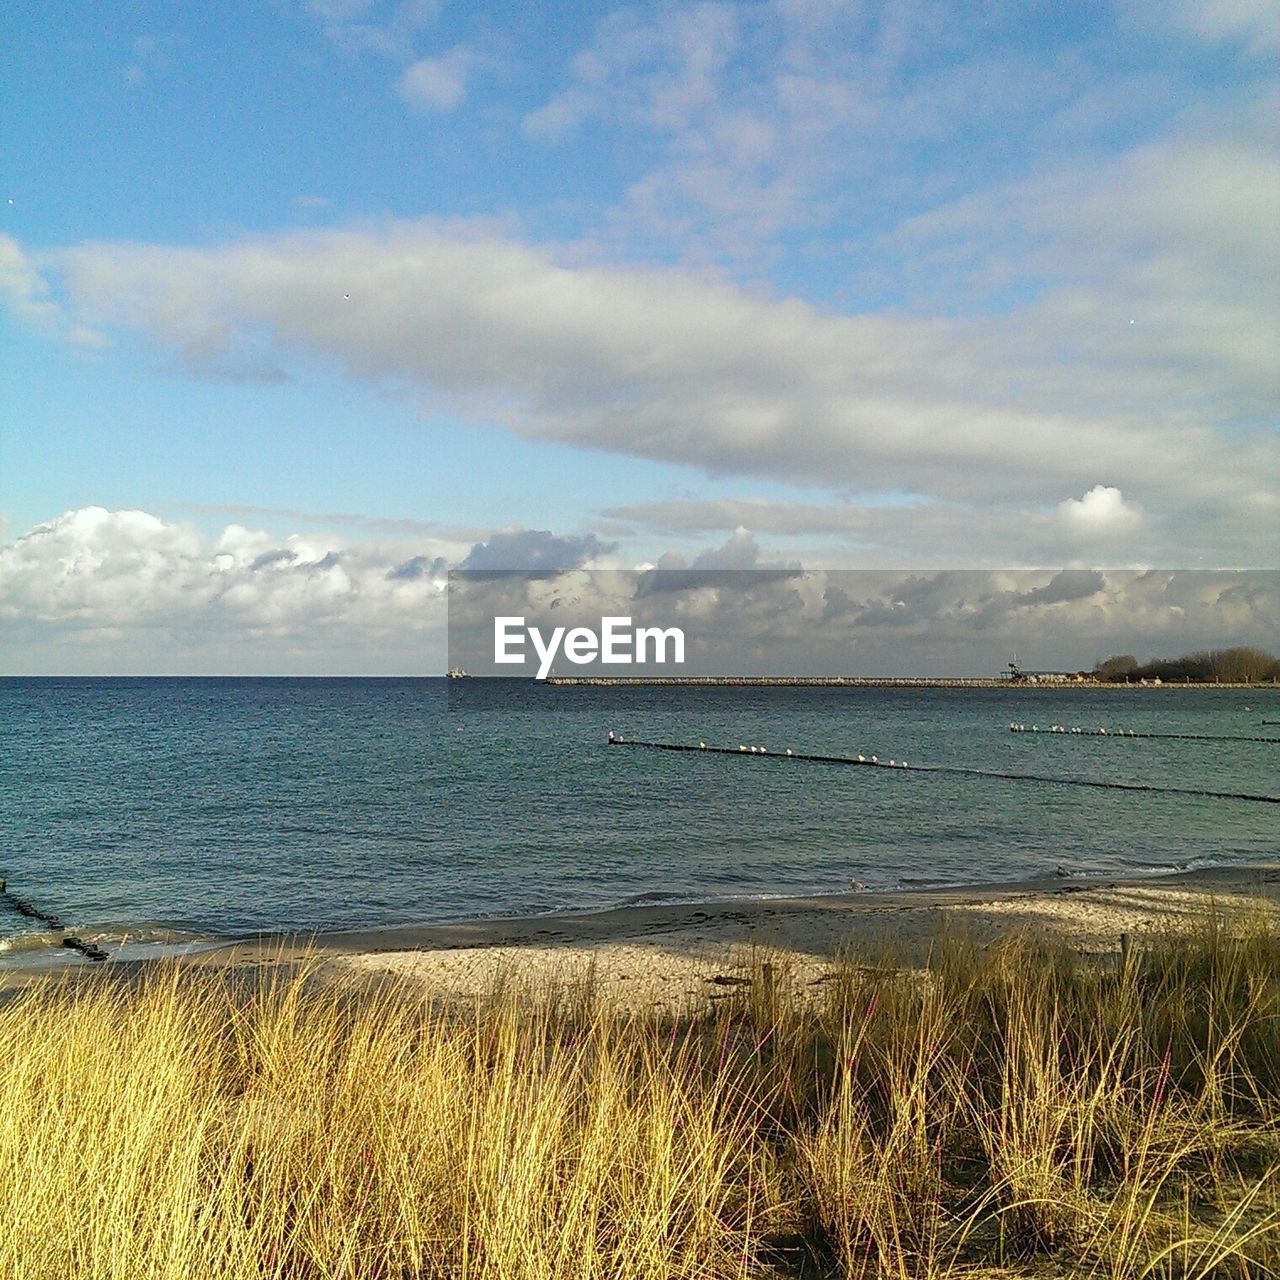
[857,754,865,762]
[699,741,706,749]
[785,748,793,756]
[871,755,878,764]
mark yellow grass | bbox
[2,911,1278,1278]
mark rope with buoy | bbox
[605,736,1280,805]
[1009,724,1280,744]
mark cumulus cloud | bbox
[398,46,473,111]
[1058,485,1142,537]
[5,72,1275,570]
[0,507,464,673]
[460,529,614,572]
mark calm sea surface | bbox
[1,677,1276,961]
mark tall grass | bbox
[1,911,1277,1278]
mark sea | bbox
[0,677,1276,966]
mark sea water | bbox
[0,677,1275,961]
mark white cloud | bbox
[398,46,473,111]
[0,234,62,329]
[607,485,1218,569]
[523,5,741,142]
[460,528,613,571]
[0,507,466,672]
[518,2,1214,267]
[1123,0,1280,54]
[26,188,1275,551]
[0,234,106,343]
[1058,485,1142,537]
[305,0,443,59]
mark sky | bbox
[1,0,1277,673]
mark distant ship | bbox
[446,666,469,679]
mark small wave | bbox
[602,885,889,914]
[614,890,706,908]
[1114,853,1230,876]
[0,921,224,970]
[0,931,61,955]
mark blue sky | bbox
[1,0,1277,671]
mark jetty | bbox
[547,675,1267,688]
[552,676,1061,688]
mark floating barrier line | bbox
[0,877,109,961]
[606,738,1280,806]
[1009,725,1280,744]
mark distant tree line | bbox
[1093,647,1280,683]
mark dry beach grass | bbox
[2,883,1280,1278]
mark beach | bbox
[4,862,1276,1004]
[176,862,1280,1008]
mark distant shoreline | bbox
[542,675,1274,688]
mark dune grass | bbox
[1,911,1278,1278]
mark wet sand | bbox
[4,864,1275,1005]
[188,862,1280,1011]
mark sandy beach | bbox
[179,862,1280,1010]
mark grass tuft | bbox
[2,911,1278,1277]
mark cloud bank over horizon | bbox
[2,506,1274,675]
